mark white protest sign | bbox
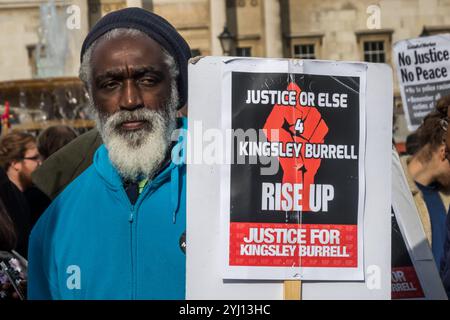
[186,57,392,299]
[393,34,450,131]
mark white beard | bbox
[92,84,178,182]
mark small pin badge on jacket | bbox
[179,231,186,254]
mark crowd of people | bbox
[0,125,78,299]
[0,6,449,300]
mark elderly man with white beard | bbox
[27,8,191,300]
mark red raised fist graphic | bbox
[263,82,328,212]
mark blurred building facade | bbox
[1,0,450,140]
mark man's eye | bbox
[139,78,157,86]
[102,81,119,89]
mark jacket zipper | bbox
[127,181,154,299]
[129,205,135,300]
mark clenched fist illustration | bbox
[263,82,329,212]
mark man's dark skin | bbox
[91,33,173,127]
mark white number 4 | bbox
[295,119,304,134]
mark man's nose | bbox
[120,80,144,111]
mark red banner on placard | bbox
[229,222,357,267]
[391,267,425,299]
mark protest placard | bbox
[393,34,450,131]
[221,61,366,280]
[186,57,392,299]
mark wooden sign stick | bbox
[283,280,302,300]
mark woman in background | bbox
[0,198,26,300]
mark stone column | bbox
[209,0,227,56]
[126,0,143,8]
[263,0,283,58]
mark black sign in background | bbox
[230,72,361,225]
[391,209,414,268]
[404,79,450,127]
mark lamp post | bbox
[218,26,234,56]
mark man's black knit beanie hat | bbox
[80,7,191,109]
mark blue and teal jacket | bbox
[28,119,187,300]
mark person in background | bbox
[0,132,41,193]
[405,132,420,156]
[0,132,39,257]
[0,198,27,300]
[36,125,78,161]
[401,106,450,269]
[24,125,78,225]
[442,212,450,298]
[0,197,16,252]
[440,94,450,297]
[32,128,102,200]
[1,196,17,300]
